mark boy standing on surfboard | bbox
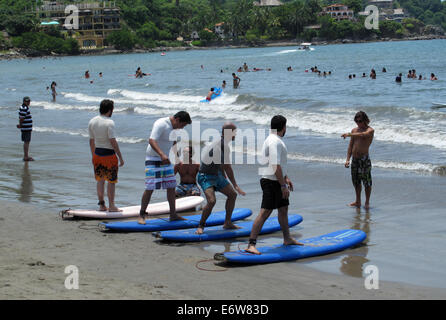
[88,99,124,212]
[341,111,374,210]
[138,111,192,224]
[195,122,246,235]
[246,115,303,255]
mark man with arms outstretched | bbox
[195,122,246,235]
[342,111,375,210]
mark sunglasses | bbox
[355,119,363,123]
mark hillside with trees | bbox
[0,0,445,56]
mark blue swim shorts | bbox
[197,171,229,192]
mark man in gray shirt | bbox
[196,122,246,234]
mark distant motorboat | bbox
[298,43,313,51]
[161,52,166,56]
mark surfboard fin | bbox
[213,253,227,262]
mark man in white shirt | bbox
[88,99,124,212]
[138,111,192,224]
[246,115,303,255]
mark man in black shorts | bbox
[246,115,303,255]
[17,96,34,161]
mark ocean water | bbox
[1,39,446,289]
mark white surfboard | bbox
[61,196,204,219]
[432,102,446,109]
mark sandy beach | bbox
[1,198,446,300]
[2,39,446,301]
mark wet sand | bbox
[1,198,446,300]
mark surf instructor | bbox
[246,115,303,255]
[138,111,192,224]
[341,111,374,210]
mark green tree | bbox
[107,28,136,50]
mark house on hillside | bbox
[215,22,225,38]
[253,0,283,7]
[321,4,355,22]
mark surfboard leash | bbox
[195,259,228,272]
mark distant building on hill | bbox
[321,4,355,22]
[35,1,121,49]
[253,0,283,7]
[367,0,394,9]
[360,5,409,23]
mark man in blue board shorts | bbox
[195,122,246,235]
[138,111,192,224]
[246,115,303,255]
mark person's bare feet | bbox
[23,157,34,161]
[223,222,241,230]
[169,214,186,221]
[195,227,204,235]
[137,213,148,225]
[98,201,108,212]
[364,203,370,210]
[284,238,304,246]
[108,206,123,212]
[245,244,261,255]
[349,202,361,208]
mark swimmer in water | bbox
[232,73,241,89]
[135,67,149,78]
[50,81,57,102]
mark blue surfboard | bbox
[215,229,366,264]
[154,214,303,242]
[200,87,222,103]
[100,208,252,232]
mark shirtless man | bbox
[342,111,375,210]
[195,122,246,235]
[174,146,201,198]
[205,88,215,101]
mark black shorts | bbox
[21,131,32,142]
[260,178,289,210]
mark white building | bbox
[253,0,283,7]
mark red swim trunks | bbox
[93,150,118,184]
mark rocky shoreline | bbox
[1,35,445,61]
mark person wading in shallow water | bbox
[342,111,375,210]
[17,96,34,162]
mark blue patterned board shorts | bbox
[351,155,372,188]
[197,172,229,193]
[145,160,177,190]
[175,183,201,197]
